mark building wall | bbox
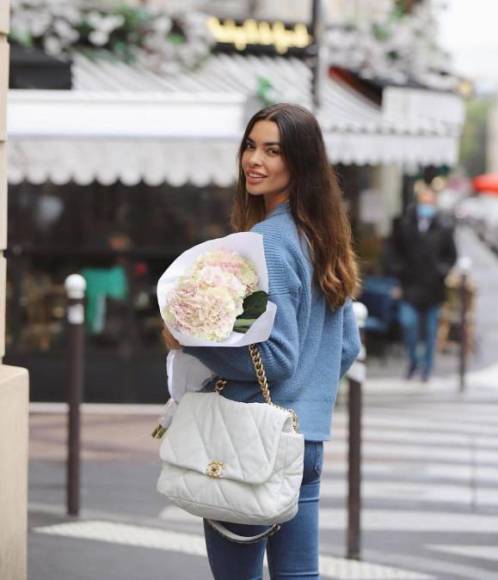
[0,2,29,579]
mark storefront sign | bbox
[207,17,312,55]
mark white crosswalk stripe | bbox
[333,412,498,437]
[427,545,498,562]
[318,479,498,507]
[159,504,498,534]
[33,520,433,580]
[332,427,498,448]
[327,439,497,464]
[320,461,498,484]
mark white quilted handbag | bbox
[156,344,304,543]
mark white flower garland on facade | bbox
[10,0,214,74]
[325,2,457,91]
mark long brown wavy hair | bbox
[232,103,360,309]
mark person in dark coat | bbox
[387,185,457,381]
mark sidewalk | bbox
[28,361,498,580]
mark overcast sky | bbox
[438,0,498,90]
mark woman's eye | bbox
[245,142,254,150]
[267,149,279,156]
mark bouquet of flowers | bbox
[152,232,276,438]
[157,232,276,347]
[163,248,265,342]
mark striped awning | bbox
[7,53,464,185]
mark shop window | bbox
[6,181,233,355]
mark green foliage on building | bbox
[459,98,491,177]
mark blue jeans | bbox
[399,301,440,375]
[203,440,324,580]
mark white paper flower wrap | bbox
[156,232,277,403]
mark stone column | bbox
[0,3,30,580]
[372,163,403,237]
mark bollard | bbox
[64,274,86,516]
[457,257,471,393]
[346,301,368,560]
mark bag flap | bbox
[159,392,291,485]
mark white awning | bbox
[7,53,463,185]
[7,138,239,187]
[324,132,459,167]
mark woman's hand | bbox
[162,325,181,350]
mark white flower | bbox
[164,282,238,342]
[43,35,63,56]
[53,18,79,43]
[192,250,259,296]
[152,15,172,35]
[10,2,212,75]
[162,248,261,342]
[191,265,246,315]
[28,12,52,37]
[89,30,109,46]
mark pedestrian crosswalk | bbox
[159,503,498,534]
[152,388,498,578]
[34,520,433,580]
[30,379,498,580]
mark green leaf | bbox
[233,291,268,333]
[9,31,33,48]
[168,33,186,46]
[233,319,258,334]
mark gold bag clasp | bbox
[206,460,224,478]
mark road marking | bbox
[327,441,498,464]
[158,506,498,534]
[319,461,498,485]
[428,544,498,562]
[318,480,498,507]
[318,508,498,533]
[332,427,498,449]
[159,505,198,522]
[335,415,498,438]
[33,520,432,580]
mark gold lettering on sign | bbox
[207,17,312,54]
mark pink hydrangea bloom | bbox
[163,249,260,342]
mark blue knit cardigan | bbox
[184,202,361,441]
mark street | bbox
[28,228,498,580]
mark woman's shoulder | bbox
[250,208,308,294]
[251,205,299,249]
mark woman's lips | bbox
[246,172,267,185]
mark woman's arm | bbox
[183,289,300,382]
[340,299,361,378]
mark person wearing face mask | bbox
[386,185,457,382]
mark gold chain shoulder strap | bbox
[215,344,298,431]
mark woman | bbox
[163,103,361,579]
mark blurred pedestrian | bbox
[162,103,361,579]
[387,185,457,381]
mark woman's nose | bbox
[248,149,263,165]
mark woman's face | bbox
[241,120,290,210]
